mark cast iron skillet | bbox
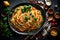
[8,3,46,35]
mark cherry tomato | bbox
[52,23,55,26]
[52,19,56,23]
[34,12,36,16]
[18,19,21,22]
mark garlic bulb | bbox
[45,0,51,6]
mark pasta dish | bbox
[10,5,43,32]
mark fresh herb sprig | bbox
[0,7,13,38]
[4,7,14,15]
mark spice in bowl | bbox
[54,12,60,19]
[49,27,58,37]
[48,8,54,14]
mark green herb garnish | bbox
[4,7,10,12]
[21,5,31,13]
[34,17,38,20]
[32,15,34,17]
[18,23,21,27]
[30,12,32,15]
[3,17,7,21]
[30,21,34,25]
[21,7,25,13]
[25,16,30,21]
[15,8,19,12]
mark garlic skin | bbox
[46,2,51,6]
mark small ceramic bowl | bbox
[49,27,59,37]
[48,8,54,14]
[54,12,60,19]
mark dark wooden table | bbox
[0,0,60,40]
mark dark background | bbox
[0,0,60,40]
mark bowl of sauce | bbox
[49,27,58,37]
